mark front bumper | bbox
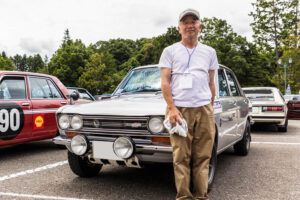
[53,135,173,164]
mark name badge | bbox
[179,74,193,89]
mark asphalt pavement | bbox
[0,120,299,200]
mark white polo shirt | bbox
[158,42,219,107]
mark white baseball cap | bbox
[179,8,200,22]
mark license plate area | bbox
[92,141,122,160]
[252,107,259,114]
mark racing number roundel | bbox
[0,102,25,140]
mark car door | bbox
[28,76,67,138]
[0,75,32,144]
[217,69,238,149]
[225,70,246,139]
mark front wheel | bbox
[68,151,102,177]
[234,120,251,156]
[208,144,217,192]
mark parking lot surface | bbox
[0,120,299,200]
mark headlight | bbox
[71,135,88,156]
[71,115,83,130]
[148,117,164,134]
[58,114,70,130]
[113,137,134,159]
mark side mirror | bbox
[70,91,80,105]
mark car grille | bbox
[80,115,151,136]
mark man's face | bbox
[178,15,202,39]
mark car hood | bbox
[58,93,167,116]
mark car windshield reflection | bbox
[115,67,161,95]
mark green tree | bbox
[0,56,16,70]
[95,39,136,68]
[249,0,299,62]
[27,54,45,72]
[78,53,107,94]
[12,54,28,71]
[200,17,274,87]
[272,21,300,93]
[1,51,7,58]
[48,30,93,86]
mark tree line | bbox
[0,0,299,95]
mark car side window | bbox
[218,69,229,97]
[29,77,52,99]
[0,77,26,100]
[47,80,62,99]
[29,77,62,99]
[226,71,240,96]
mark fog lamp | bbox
[113,137,134,159]
[70,135,88,156]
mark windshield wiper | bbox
[117,88,161,96]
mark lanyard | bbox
[183,42,198,72]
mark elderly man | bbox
[159,9,219,200]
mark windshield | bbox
[115,67,161,94]
[243,89,275,101]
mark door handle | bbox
[61,101,67,104]
[22,102,30,106]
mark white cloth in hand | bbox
[163,116,188,137]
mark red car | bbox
[287,95,300,119]
[0,71,71,147]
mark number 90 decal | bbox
[0,102,24,140]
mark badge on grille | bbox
[131,122,142,128]
[93,120,100,128]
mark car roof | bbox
[0,71,56,79]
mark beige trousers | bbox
[166,104,215,200]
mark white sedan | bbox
[242,87,288,132]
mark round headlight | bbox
[71,135,88,156]
[58,114,70,130]
[148,117,164,134]
[71,115,83,130]
[113,137,134,159]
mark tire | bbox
[278,118,288,132]
[234,120,251,156]
[68,151,102,177]
[208,144,217,192]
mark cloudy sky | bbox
[0,0,255,59]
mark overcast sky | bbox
[0,0,256,59]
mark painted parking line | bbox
[0,192,91,200]
[0,160,67,182]
[252,141,300,145]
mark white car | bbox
[54,65,251,191]
[242,87,288,132]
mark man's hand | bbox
[169,107,183,126]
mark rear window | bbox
[243,89,274,101]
